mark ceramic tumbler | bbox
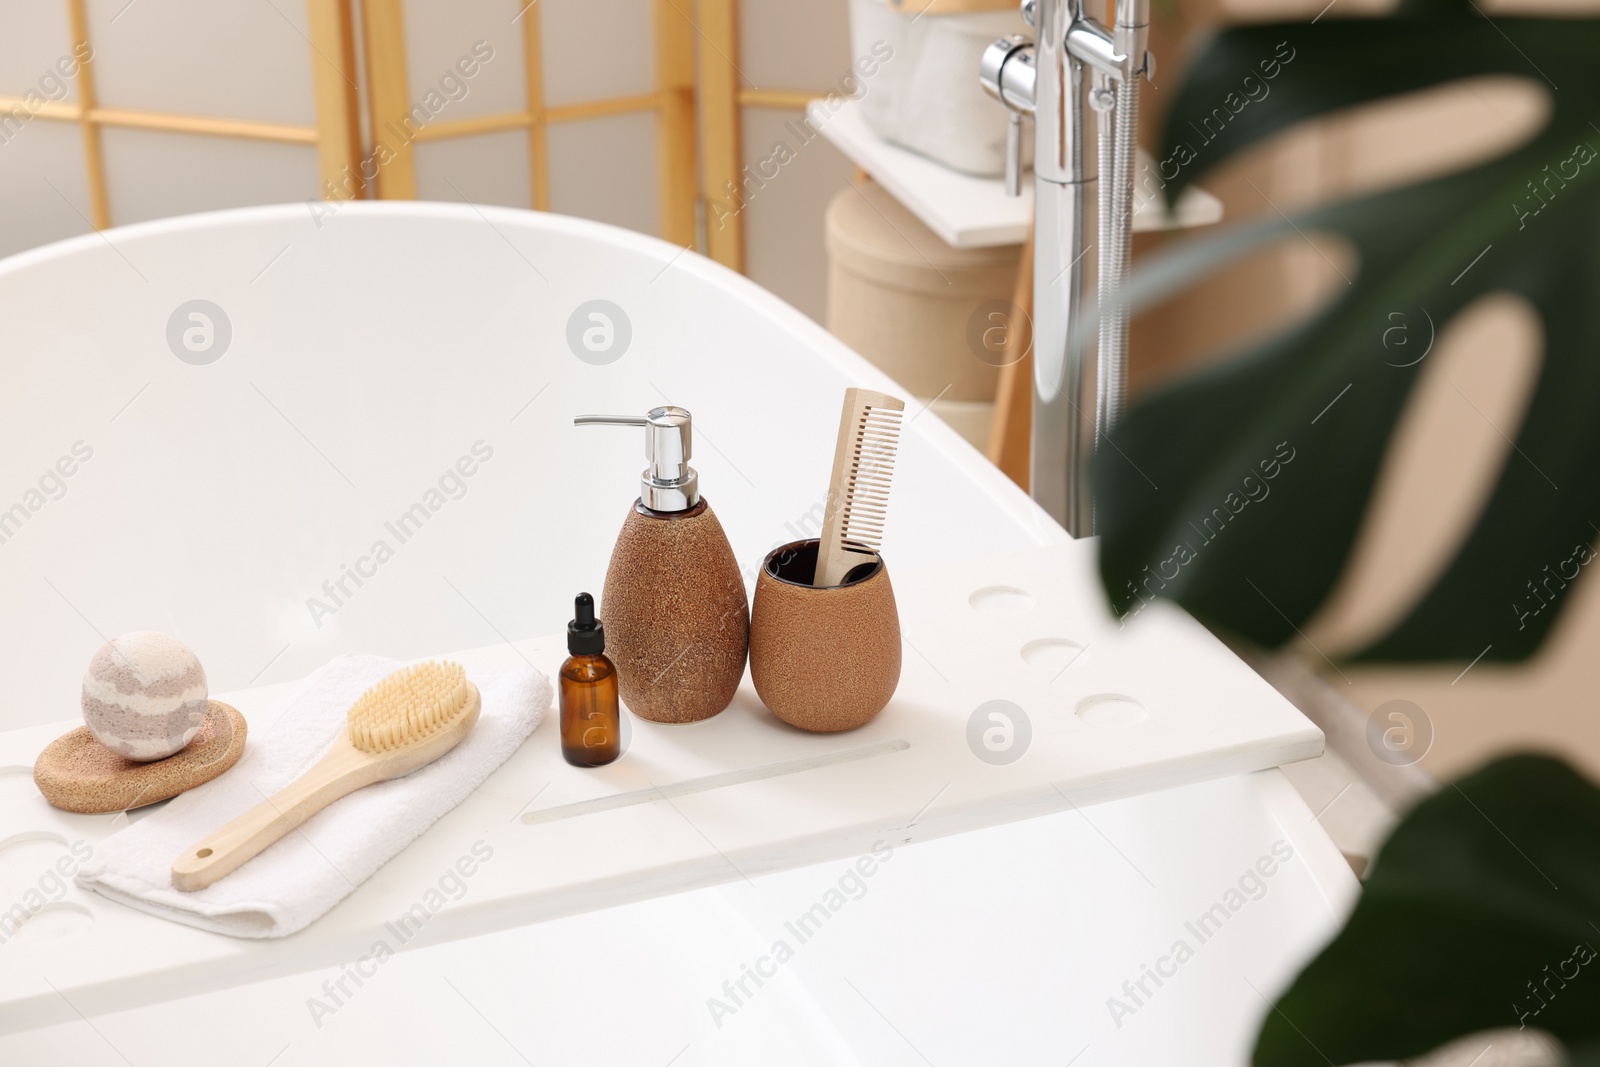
[749,539,901,732]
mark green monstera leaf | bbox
[1093,0,1600,662]
[1252,754,1600,1066]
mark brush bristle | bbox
[347,661,471,753]
[840,404,902,553]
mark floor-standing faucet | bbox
[982,0,1151,537]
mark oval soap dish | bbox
[33,700,247,813]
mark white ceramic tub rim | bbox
[0,199,1069,548]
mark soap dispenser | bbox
[574,406,749,723]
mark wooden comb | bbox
[814,388,905,587]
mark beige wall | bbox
[0,0,858,321]
[739,0,858,319]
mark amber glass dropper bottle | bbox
[560,592,621,767]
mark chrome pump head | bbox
[574,406,700,512]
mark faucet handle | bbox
[980,35,1034,199]
[979,36,1028,107]
[1004,113,1023,198]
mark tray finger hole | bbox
[1075,693,1148,727]
[1021,638,1087,675]
[969,586,1033,615]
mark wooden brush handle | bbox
[172,683,479,893]
[171,738,378,892]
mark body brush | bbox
[172,661,480,892]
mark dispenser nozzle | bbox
[575,405,700,512]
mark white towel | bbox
[75,655,549,939]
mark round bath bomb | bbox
[81,631,209,761]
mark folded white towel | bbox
[76,655,549,939]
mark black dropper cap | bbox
[567,592,605,655]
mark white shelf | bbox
[809,97,1224,249]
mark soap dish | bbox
[33,700,247,813]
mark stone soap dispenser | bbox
[575,406,749,724]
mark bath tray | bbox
[0,539,1320,1033]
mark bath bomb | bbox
[81,631,209,761]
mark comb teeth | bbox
[840,405,902,551]
[815,389,906,586]
[347,661,471,754]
